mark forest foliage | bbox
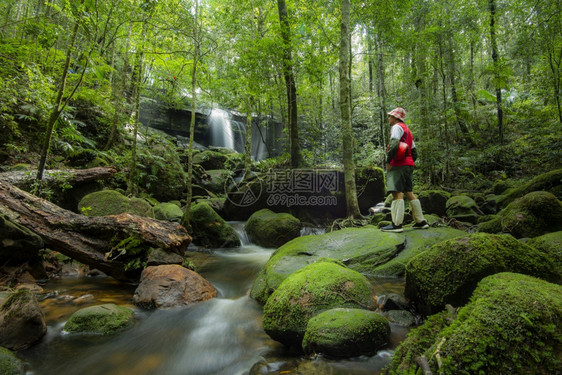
[0,0,561,193]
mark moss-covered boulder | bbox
[78,190,154,217]
[262,259,375,347]
[250,226,464,305]
[526,231,562,280]
[418,190,452,217]
[497,168,562,208]
[302,308,390,357]
[245,209,302,248]
[63,303,134,334]
[0,347,25,375]
[0,289,46,350]
[385,273,562,375]
[478,191,562,238]
[405,233,559,315]
[153,202,184,222]
[445,195,482,224]
[190,202,240,248]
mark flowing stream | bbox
[20,224,407,375]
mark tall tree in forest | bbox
[488,0,504,144]
[339,0,360,218]
[36,0,88,181]
[277,0,301,168]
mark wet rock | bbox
[146,247,184,267]
[200,169,233,194]
[64,303,134,334]
[405,233,559,315]
[302,308,390,357]
[133,265,217,309]
[379,293,409,311]
[478,191,562,238]
[78,189,154,217]
[0,346,25,375]
[190,202,240,248]
[245,209,302,248]
[0,289,46,350]
[262,259,375,348]
[153,202,183,222]
[193,150,229,170]
[387,273,562,374]
[386,310,416,327]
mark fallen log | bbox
[0,167,118,187]
[0,180,191,283]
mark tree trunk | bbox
[36,3,83,181]
[0,181,191,283]
[181,0,201,230]
[340,0,361,219]
[489,0,504,144]
[375,36,387,148]
[277,0,301,168]
[245,106,253,176]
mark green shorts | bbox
[386,166,414,193]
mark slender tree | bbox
[277,0,301,168]
[489,0,504,144]
[339,0,360,219]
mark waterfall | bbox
[208,108,236,150]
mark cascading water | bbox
[19,225,407,375]
[208,108,237,151]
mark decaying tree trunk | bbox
[0,167,118,188]
[0,180,191,283]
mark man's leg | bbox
[383,191,404,232]
[405,191,429,229]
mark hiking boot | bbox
[413,220,429,229]
[381,223,403,233]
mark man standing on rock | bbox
[380,107,429,233]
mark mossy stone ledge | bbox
[189,202,240,248]
[404,232,559,315]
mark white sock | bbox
[410,199,426,223]
[391,199,404,226]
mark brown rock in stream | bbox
[133,265,217,309]
[0,289,47,350]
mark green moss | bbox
[302,308,390,357]
[63,304,135,335]
[108,235,149,272]
[384,310,452,374]
[153,202,184,222]
[497,168,562,208]
[405,233,559,315]
[77,190,154,218]
[262,259,375,347]
[386,273,562,374]
[527,231,562,281]
[190,202,240,248]
[250,227,404,305]
[245,209,302,248]
[0,346,25,375]
[479,191,562,238]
